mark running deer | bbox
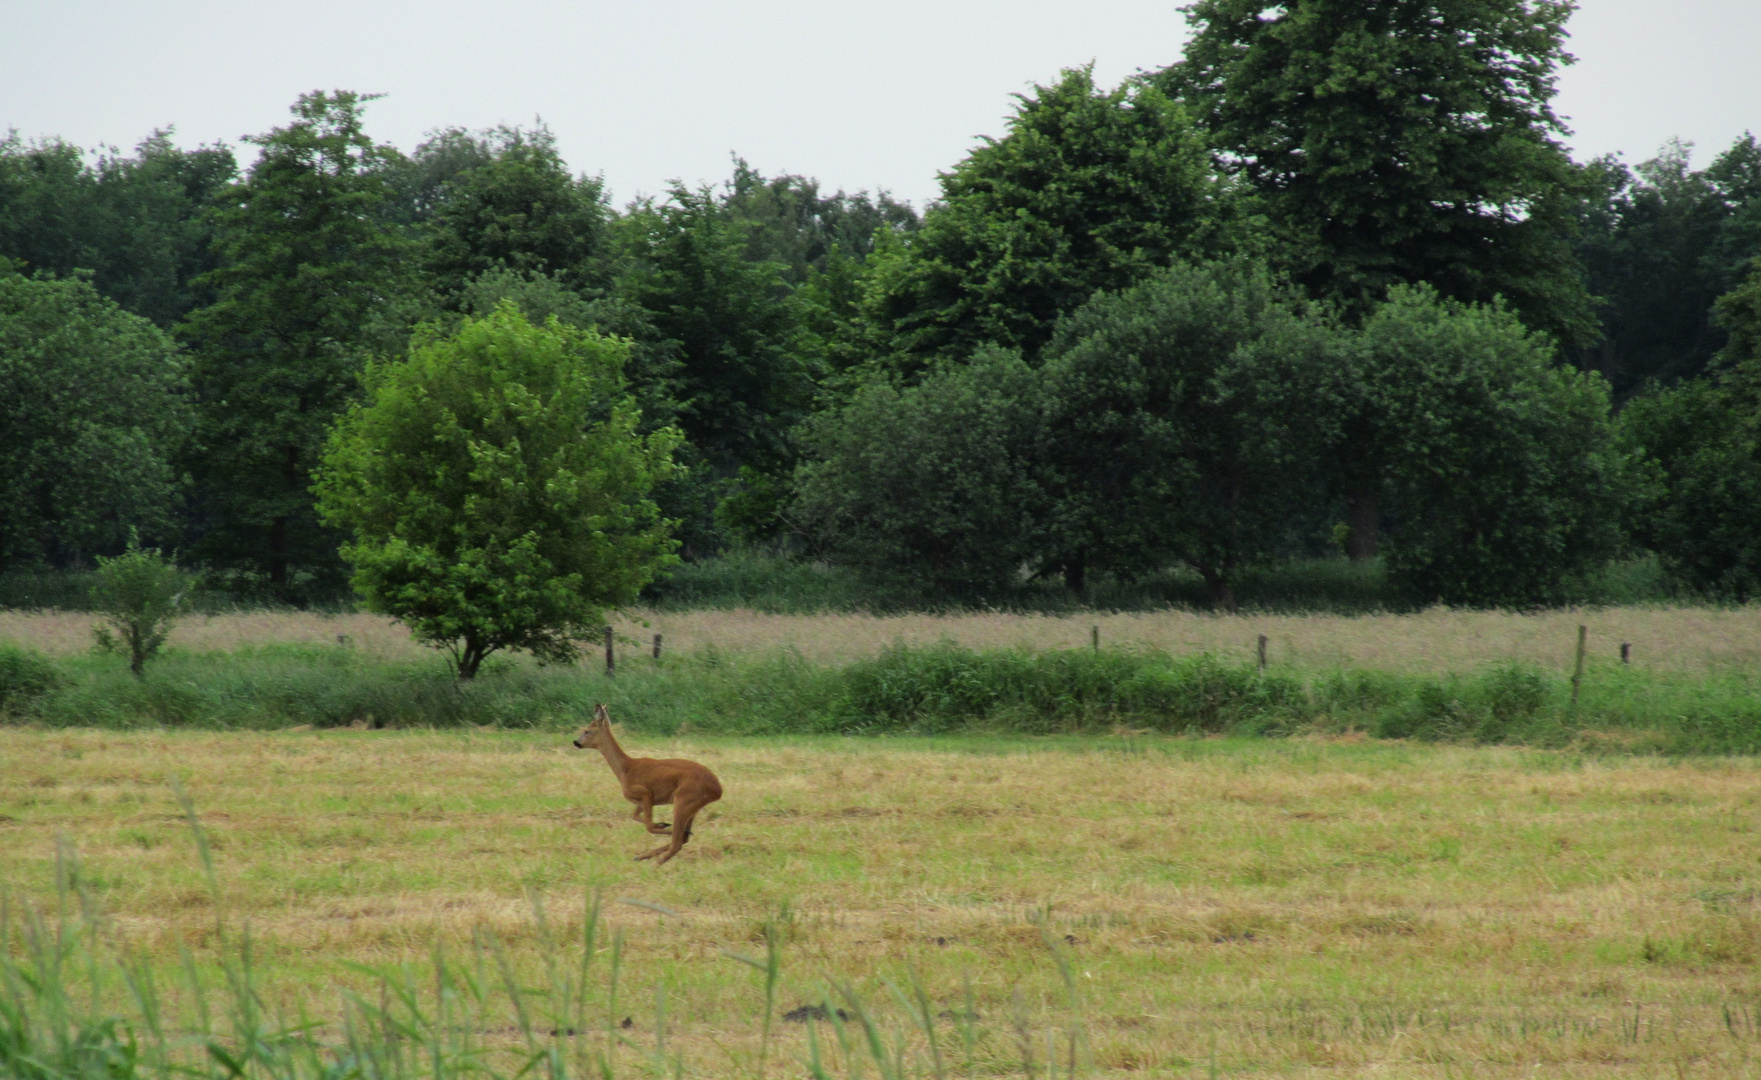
[572,703,722,865]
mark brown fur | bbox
[572,703,722,865]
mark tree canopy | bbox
[1163,0,1596,345]
[314,304,681,678]
[178,91,416,597]
[868,67,1222,372]
[0,267,188,572]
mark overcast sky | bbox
[4,1,1758,209]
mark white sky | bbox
[4,1,1758,209]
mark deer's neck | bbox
[596,731,632,781]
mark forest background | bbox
[5,0,1761,618]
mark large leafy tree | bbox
[1355,287,1624,606]
[0,267,188,570]
[614,185,813,474]
[868,66,1222,372]
[314,304,680,679]
[1162,0,1596,347]
[789,346,1048,598]
[1037,260,1341,603]
[179,91,415,597]
[0,132,236,327]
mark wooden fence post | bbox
[1091,625,1099,652]
[604,626,615,676]
[653,633,663,661]
[1257,634,1268,675]
[1620,642,1630,665]
[1570,624,1587,705]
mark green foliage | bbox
[1616,263,1761,598]
[314,303,681,679]
[791,347,1049,597]
[1165,0,1596,345]
[0,267,188,571]
[1574,135,1761,396]
[721,157,918,285]
[1356,287,1625,606]
[0,643,61,715]
[13,640,1761,754]
[179,91,417,599]
[422,124,610,298]
[89,535,194,678]
[0,130,236,327]
[870,66,1221,371]
[1366,663,1558,742]
[1038,259,1343,602]
[836,643,1303,734]
[613,185,813,474]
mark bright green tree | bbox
[1357,287,1624,606]
[869,67,1222,372]
[314,303,681,679]
[179,91,416,597]
[0,266,188,571]
[1163,0,1596,346]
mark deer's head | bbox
[572,703,613,750]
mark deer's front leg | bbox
[628,790,671,834]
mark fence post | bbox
[1257,634,1268,675]
[1091,625,1099,652]
[1570,624,1587,705]
[1620,641,1630,665]
[653,633,663,661]
[604,626,615,676]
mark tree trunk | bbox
[1198,565,1237,613]
[1063,552,1087,595]
[268,515,289,590]
[269,444,299,595]
[456,639,488,680]
[1345,489,1379,561]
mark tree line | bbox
[3,0,1760,612]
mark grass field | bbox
[9,729,1761,1077]
[7,602,1761,674]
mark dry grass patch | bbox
[8,730,1761,1076]
[7,603,1761,675]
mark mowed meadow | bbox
[7,604,1761,1076]
[9,729,1761,1078]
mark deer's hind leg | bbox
[636,793,710,866]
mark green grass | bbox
[4,638,1758,753]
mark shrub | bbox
[89,534,194,677]
[0,643,61,715]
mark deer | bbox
[572,703,722,865]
